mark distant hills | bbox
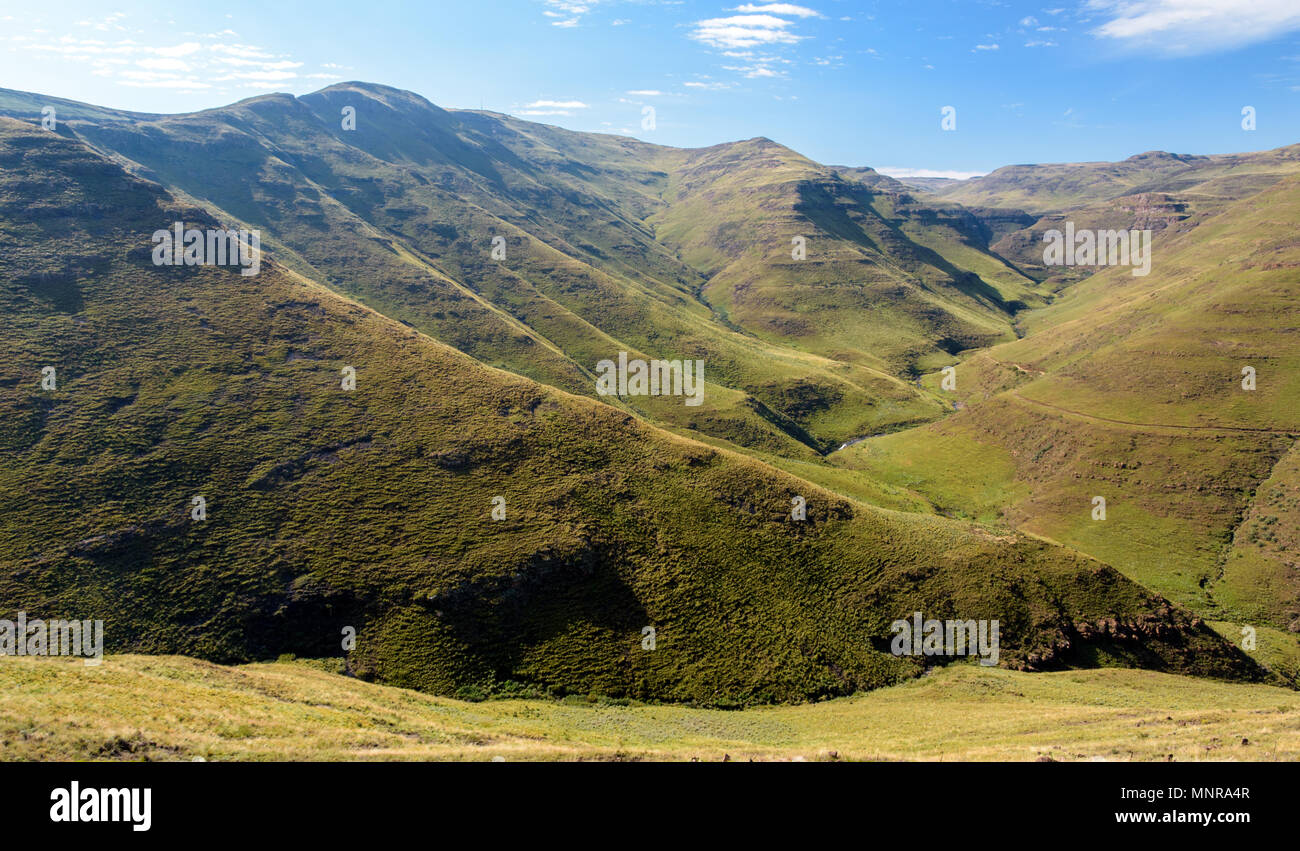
[0,82,1293,702]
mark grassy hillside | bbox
[837,175,1300,657]
[651,138,1041,377]
[943,146,1300,291]
[0,83,1070,455]
[3,655,1298,761]
[0,83,964,457]
[0,118,1258,705]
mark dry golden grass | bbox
[2,655,1297,762]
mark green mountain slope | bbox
[838,173,1300,654]
[650,139,1041,376]
[0,83,963,456]
[0,118,1262,704]
[938,146,1300,292]
[0,82,1066,456]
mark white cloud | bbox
[524,99,589,109]
[213,70,298,82]
[1088,0,1300,53]
[153,42,202,57]
[973,43,1000,50]
[877,167,986,180]
[683,80,736,89]
[626,89,663,96]
[75,12,127,32]
[136,57,191,71]
[17,26,314,97]
[543,0,596,26]
[120,77,213,89]
[725,64,786,77]
[690,14,803,49]
[209,44,273,59]
[215,57,302,69]
[731,3,823,17]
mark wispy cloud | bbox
[877,167,986,180]
[73,12,127,32]
[690,14,804,49]
[689,6,818,82]
[525,99,589,108]
[731,3,823,17]
[725,63,786,77]
[1088,0,1300,54]
[542,0,598,27]
[12,25,326,94]
[518,98,590,116]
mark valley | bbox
[0,80,1296,723]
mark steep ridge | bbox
[833,165,1046,310]
[0,83,972,455]
[650,138,1037,376]
[0,118,1264,702]
[1,83,1071,454]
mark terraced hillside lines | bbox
[1,117,1260,703]
[838,378,1295,623]
[1009,390,1300,437]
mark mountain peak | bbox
[1124,150,1192,163]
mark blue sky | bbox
[3,1,1299,176]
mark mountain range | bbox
[1,81,1295,703]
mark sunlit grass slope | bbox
[838,175,1300,649]
[0,83,958,456]
[3,655,1298,761]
